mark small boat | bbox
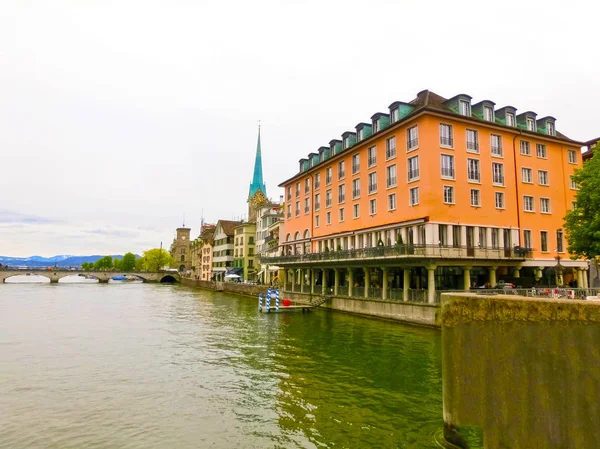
[110,275,142,283]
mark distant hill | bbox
[0,254,140,268]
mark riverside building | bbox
[263,89,589,302]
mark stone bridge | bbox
[0,270,180,284]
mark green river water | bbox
[0,284,443,448]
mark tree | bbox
[120,252,136,272]
[138,248,173,272]
[564,148,600,264]
[81,262,92,270]
[113,258,121,270]
[94,256,113,271]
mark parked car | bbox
[497,281,515,289]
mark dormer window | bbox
[357,128,364,141]
[344,137,350,148]
[527,117,536,132]
[391,108,399,123]
[459,100,470,116]
[506,112,515,127]
[373,120,379,133]
[547,122,555,136]
[484,106,494,122]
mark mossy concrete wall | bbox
[441,293,600,448]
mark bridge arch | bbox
[4,274,50,283]
[160,275,177,283]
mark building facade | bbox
[233,222,257,281]
[263,89,589,302]
[212,220,241,281]
[170,226,191,272]
[255,202,283,283]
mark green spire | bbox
[248,125,267,199]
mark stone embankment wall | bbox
[180,278,439,327]
[441,293,600,448]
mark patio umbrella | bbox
[224,274,241,279]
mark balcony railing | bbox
[315,202,321,210]
[441,167,455,178]
[387,177,396,188]
[352,164,359,174]
[440,137,453,147]
[368,183,377,193]
[338,194,345,203]
[407,138,419,150]
[386,148,396,159]
[353,190,360,199]
[368,157,376,167]
[467,141,479,152]
[260,244,530,264]
[408,169,419,181]
[338,170,345,179]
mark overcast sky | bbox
[1,0,598,257]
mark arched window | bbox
[286,233,292,242]
[304,229,310,239]
[295,231,300,241]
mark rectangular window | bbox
[386,164,397,188]
[527,117,536,132]
[540,231,548,252]
[459,100,470,116]
[470,189,480,207]
[315,215,320,227]
[440,124,453,147]
[368,146,377,167]
[538,170,549,186]
[391,108,399,123]
[540,198,550,214]
[536,144,547,158]
[338,184,346,204]
[287,186,291,201]
[466,129,479,153]
[386,136,396,159]
[338,160,345,180]
[287,204,291,219]
[373,120,379,133]
[506,112,515,127]
[478,227,486,248]
[388,193,396,211]
[357,128,363,141]
[491,134,503,157]
[556,229,564,252]
[409,187,419,206]
[523,230,532,249]
[304,178,310,194]
[326,211,331,225]
[339,208,345,222]
[304,197,309,213]
[368,172,377,194]
[443,185,454,204]
[524,195,534,212]
[407,125,418,150]
[547,122,555,136]
[452,225,461,247]
[520,140,531,156]
[468,158,481,183]
[314,193,320,211]
[326,189,332,207]
[491,228,499,248]
[314,173,320,189]
[325,167,332,185]
[441,154,455,179]
[352,154,360,174]
[568,150,577,164]
[295,182,300,197]
[352,179,360,199]
[353,204,359,218]
[408,156,419,181]
[439,224,448,247]
[492,163,504,186]
[570,175,579,190]
[295,201,300,216]
[522,167,533,183]
[495,192,505,209]
[369,198,377,215]
[484,106,494,122]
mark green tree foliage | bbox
[564,149,600,261]
[80,262,93,270]
[94,256,113,270]
[113,258,121,270]
[137,248,173,272]
[120,252,136,272]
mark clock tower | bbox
[247,125,268,221]
[171,226,191,272]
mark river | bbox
[0,284,443,448]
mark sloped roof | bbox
[216,220,242,236]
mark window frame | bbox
[523,195,535,212]
[409,187,419,206]
[443,185,455,204]
[470,188,481,207]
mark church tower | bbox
[247,125,268,222]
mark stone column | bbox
[577,268,583,288]
[463,266,472,291]
[282,269,288,291]
[382,267,388,300]
[489,266,497,288]
[300,269,305,293]
[403,268,410,302]
[427,265,437,304]
[348,268,354,297]
[513,267,521,278]
[583,268,589,289]
[291,269,296,292]
[310,269,316,294]
[321,269,327,295]
[334,268,339,296]
[364,267,370,298]
[536,267,544,282]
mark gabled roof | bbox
[215,220,242,236]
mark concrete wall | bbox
[441,293,600,448]
[181,278,439,327]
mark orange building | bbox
[264,89,589,302]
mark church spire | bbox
[248,123,267,199]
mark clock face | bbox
[252,191,266,206]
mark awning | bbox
[268,266,282,271]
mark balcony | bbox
[260,243,528,265]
